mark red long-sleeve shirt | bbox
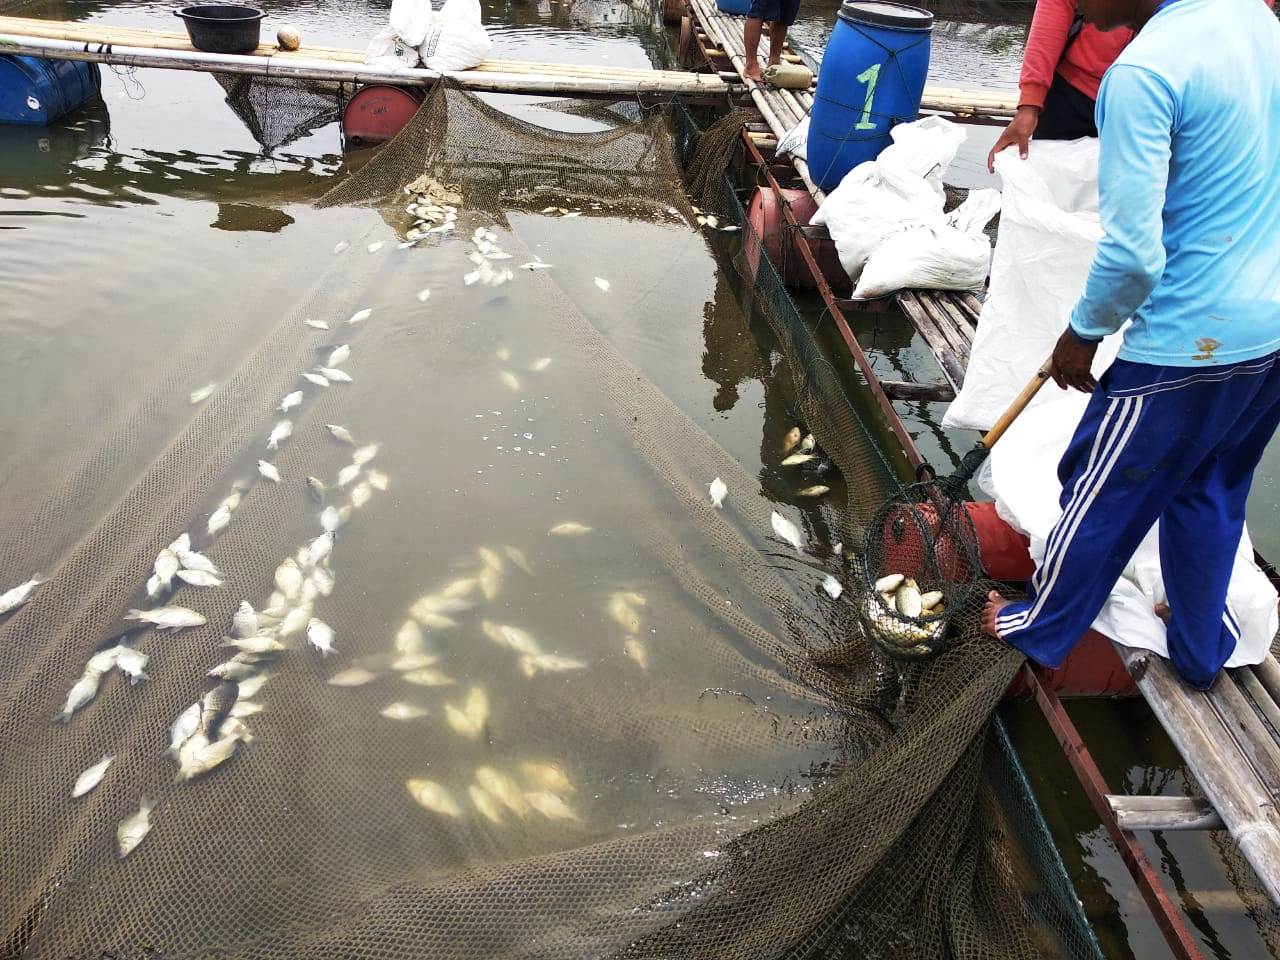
[1019,0,1132,108]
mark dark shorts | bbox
[747,0,800,26]
[1035,72,1097,140]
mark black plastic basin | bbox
[174,5,265,54]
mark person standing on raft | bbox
[742,0,799,82]
[982,0,1280,690]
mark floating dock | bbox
[676,0,1280,953]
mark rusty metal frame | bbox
[730,115,1205,960]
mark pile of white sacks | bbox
[365,0,493,73]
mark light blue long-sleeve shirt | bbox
[1069,0,1280,365]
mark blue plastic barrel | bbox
[807,1,933,191]
[715,0,753,15]
[0,56,102,126]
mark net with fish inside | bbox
[0,82,1099,960]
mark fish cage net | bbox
[2,82,1097,960]
[212,74,343,153]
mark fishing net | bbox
[212,75,343,153]
[1,82,1099,960]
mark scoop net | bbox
[0,83,1098,960]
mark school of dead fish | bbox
[0,211,860,864]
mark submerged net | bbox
[1,83,1097,960]
[212,75,342,153]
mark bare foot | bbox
[743,61,762,82]
[982,590,1012,639]
[1154,602,1171,625]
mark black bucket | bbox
[174,5,266,54]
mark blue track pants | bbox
[994,350,1280,689]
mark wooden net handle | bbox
[980,360,1054,451]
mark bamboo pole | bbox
[0,34,732,95]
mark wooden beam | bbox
[1107,795,1225,831]
[880,379,955,402]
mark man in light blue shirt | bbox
[984,0,1280,687]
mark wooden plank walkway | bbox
[683,0,1280,910]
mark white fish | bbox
[232,600,258,638]
[417,288,431,302]
[608,594,641,634]
[167,701,202,755]
[781,453,815,466]
[258,459,281,483]
[72,754,113,798]
[176,568,222,588]
[153,549,180,590]
[334,241,349,254]
[520,261,555,271]
[414,611,459,630]
[117,796,156,858]
[403,668,454,687]
[320,506,342,533]
[367,241,384,253]
[326,423,355,445]
[351,482,372,509]
[275,559,303,600]
[520,654,588,678]
[526,357,553,374]
[59,670,102,721]
[463,270,481,286]
[125,606,207,631]
[797,485,830,498]
[381,702,429,720]
[348,308,372,325]
[548,522,591,536]
[800,433,816,452]
[406,778,460,817]
[822,575,843,600]
[278,390,303,412]
[189,383,216,404]
[327,344,350,367]
[145,573,165,600]
[328,667,377,687]
[366,469,389,492]
[391,653,438,672]
[480,620,541,657]
[317,367,352,383]
[220,489,242,512]
[206,505,232,537]
[114,645,151,684]
[525,790,579,821]
[307,476,327,502]
[833,542,844,556]
[475,767,528,818]
[167,532,191,554]
[478,566,500,601]
[304,318,329,330]
[311,565,335,596]
[770,511,804,553]
[470,784,505,824]
[238,674,271,699]
[503,546,533,575]
[175,732,239,782]
[175,546,218,575]
[520,762,574,795]
[593,277,610,292]
[307,618,336,655]
[302,372,330,388]
[208,658,261,682]
[221,634,286,654]
[444,686,489,739]
[920,590,944,609]
[230,701,263,718]
[709,477,728,509]
[86,646,121,673]
[623,636,649,669]
[307,532,334,567]
[352,443,379,465]
[337,464,361,487]
[499,370,521,392]
[395,619,427,656]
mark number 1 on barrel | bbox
[854,63,881,130]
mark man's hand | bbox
[987,106,1040,173]
[1051,328,1100,392]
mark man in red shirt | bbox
[987,0,1132,170]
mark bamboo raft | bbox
[0,15,737,98]
[681,0,1280,929]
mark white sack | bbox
[390,0,435,46]
[810,116,967,282]
[419,0,493,72]
[776,116,809,161]
[944,141,1105,431]
[852,188,1000,299]
[364,25,421,69]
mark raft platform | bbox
[676,0,1280,952]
